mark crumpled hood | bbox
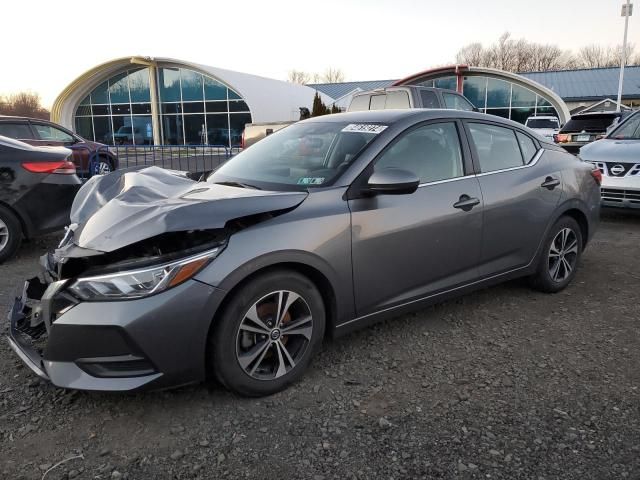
[580,138,640,164]
[69,166,308,252]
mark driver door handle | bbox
[541,176,560,190]
[453,195,480,211]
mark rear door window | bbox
[443,93,475,111]
[385,90,410,109]
[349,95,371,112]
[468,123,525,173]
[419,90,439,108]
[0,122,34,140]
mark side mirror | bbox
[366,168,420,195]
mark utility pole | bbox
[616,0,633,112]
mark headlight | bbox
[68,248,220,301]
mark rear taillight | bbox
[22,160,76,175]
[591,168,602,186]
[554,134,569,143]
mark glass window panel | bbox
[184,114,206,144]
[205,114,230,146]
[182,102,205,114]
[112,116,133,145]
[206,101,228,113]
[229,113,252,146]
[510,108,536,125]
[511,84,536,108]
[228,89,242,100]
[484,108,510,120]
[132,116,154,145]
[417,79,435,87]
[369,95,386,110]
[443,93,474,111]
[462,76,486,109]
[93,116,112,145]
[76,105,92,116]
[161,103,182,114]
[162,115,184,145]
[159,68,181,103]
[180,69,204,102]
[229,100,250,112]
[108,72,130,104]
[385,90,410,109]
[516,132,538,163]
[536,95,552,107]
[32,124,75,143]
[204,77,228,100]
[132,103,152,115]
[80,95,91,106]
[536,106,558,117]
[0,123,34,139]
[128,68,151,102]
[91,81,109,104]
[486,78,511,108]
[468,123,524,172]
[434,76,457,90]
[111,103,131,115]
[349,95,370,111]
[91,105,111,116]
[375,122,464,183]
[75,117,93,140]
[419,90,439,108]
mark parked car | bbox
[0,136,82,262]
[553,112,626,154]
[347,85,476,112]
[8,110,601,396]
[0,116,118,176]
[525,115,561,140]
[579,110,640,209]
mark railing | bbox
[68,144,240,181]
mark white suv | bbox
[525,116,560,140]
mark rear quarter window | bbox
[349,95,371,112]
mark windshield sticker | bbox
[297,177,325,185]
[342,124,388,134]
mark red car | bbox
[0,116,118,177]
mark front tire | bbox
[0,205,22,264]
[529,216,582,293]
[210,270,325,397]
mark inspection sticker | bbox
[297,177,325,185]
[341,124,388,134]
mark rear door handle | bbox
[453,195,480,211]
[541,176,560,190]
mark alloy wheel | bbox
[96,161,112,175]
[236,290,313,380]
[0,218,9,251]
[548,227,578,283]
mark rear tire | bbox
[0,205,22,264]
[210,270,325,397]
[529,216,582,293]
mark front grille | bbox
[601,188,640,204]
[605,163,637,177]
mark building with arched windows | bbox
[52,56,331,147]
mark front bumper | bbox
[7,276,225,391]
[600,176,640,209]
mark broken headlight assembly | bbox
[67,248,220,301]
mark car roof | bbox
[0,115,52,122]
[302,109,526,128]
[527,116,558,119]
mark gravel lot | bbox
[1,210,639,480]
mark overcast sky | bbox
[1,0,635,107]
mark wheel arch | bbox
[0,200,29,239]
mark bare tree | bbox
[456,42,485,66]
[287,70,311,85]
[322,68,345,83]
[0,91,49,119]
[578,44,613,68]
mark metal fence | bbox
[69,144,236,181]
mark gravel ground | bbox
[1,210,639,480]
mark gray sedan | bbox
[8,110,601,396]
[579,111,640,209]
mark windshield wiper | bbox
[214,181,262,190]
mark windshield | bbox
[526,118,559,129]
[609,113,640,140]
[208,122,384,190]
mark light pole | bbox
[616,0,633,112]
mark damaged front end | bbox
[7,166,308,390]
